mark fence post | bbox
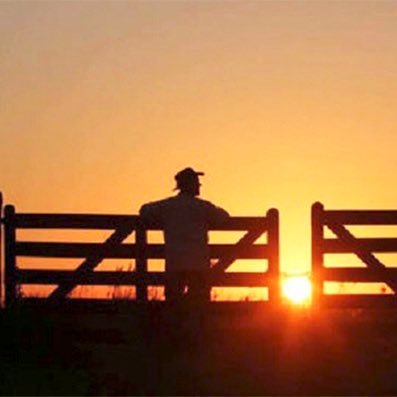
[0,192,3,305]
[267,208,280,305]
[312,202,324,307]
[4,205,17,307]
[136,219,148,302]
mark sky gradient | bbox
[2,1,397,277]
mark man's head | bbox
[174,167,204,196]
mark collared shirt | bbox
[139,194,229,271]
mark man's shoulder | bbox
[143,196,175,206]
[193,197,217,207]
[140,196,174,212]
[194,197,230,219]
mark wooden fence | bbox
[312,202,397,308]
[0,198,279,308]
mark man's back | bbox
[140,194,229,271]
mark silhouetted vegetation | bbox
[2,305,397,395]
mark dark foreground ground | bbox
[2,302,397,395]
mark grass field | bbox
[2,303,397,395]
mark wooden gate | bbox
[312,202,397,308]
[0,197,279,308]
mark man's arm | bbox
[206,202,230,224]
[139,201,164,226]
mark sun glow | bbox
[282,275,312,305]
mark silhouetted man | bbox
[139,167,229,303]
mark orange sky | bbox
[1,1,397,281]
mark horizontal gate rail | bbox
[15,242,269,259]
[312,202,397,308]
[14,213,267,230]
[323,238,397,253]
[17,270,270,287]
[323,211,397,225]
[1,201,279,308]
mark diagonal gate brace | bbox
[327,221,397,294]
[49,221,135,301]
[211,222,267,276]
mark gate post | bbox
[0,192,3,305]
[4,205,17,307]
[312,202,324,307]
[136,219,148,302]
[267,208,280,305]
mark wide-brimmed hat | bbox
[174,167,204,189]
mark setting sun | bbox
[282,276,312,305]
